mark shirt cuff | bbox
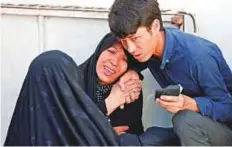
[194,97,211,117]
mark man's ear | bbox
[151,19,160,35]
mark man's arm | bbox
[193,54,232,121]
[156,51,232,122]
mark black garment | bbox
[4,33,143,146]
[4,50,118,146]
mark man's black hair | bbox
[108,0,164,38]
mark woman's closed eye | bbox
[122,57,127,62]
[107,48,116,54]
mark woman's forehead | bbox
[112,42,123,50]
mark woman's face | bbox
[96,42,128,85]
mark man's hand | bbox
[118,70,142,105]
[113,126,129,135]
[123,79,142,104]
[156,94,199,113]
[119,70,140,91]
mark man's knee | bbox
[172,110,203,134]
[172,110,232,145]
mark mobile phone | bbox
[154,84,183,99]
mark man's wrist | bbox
[183,95,200,112]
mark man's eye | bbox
[121,41,128,48]
[132,37,140,42]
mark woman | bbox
[4,33,143,146]
[79,33,144,135]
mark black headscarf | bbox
[78,33,120,103]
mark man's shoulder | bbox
[165,27,212,44]
[170,30,218,55]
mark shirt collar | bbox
[160,27,176,69]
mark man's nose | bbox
[127,41,137,54]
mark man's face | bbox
[119,26,157,62]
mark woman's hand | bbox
[113,126,129,135]
[105,70,143,115]
[105,82,130,115]
[110,83,130,105]
[105,79,142,115]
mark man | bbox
[108,0,232,145]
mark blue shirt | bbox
[144,27,232,125]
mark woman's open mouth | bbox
[104,66,116,76]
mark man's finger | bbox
[128,87,141,93]
[124,79,142,86]
[119,72,139,91]
[156,98,181,107]
[129,90,136,102]
[160,95,179,102]
[134,91,140,99]
[130,90,140,100]
[124,80,142,92]
[125,95,132,104]
[156,99,167,108]
[165,106,180,114]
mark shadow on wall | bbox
[142,69,174,130]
